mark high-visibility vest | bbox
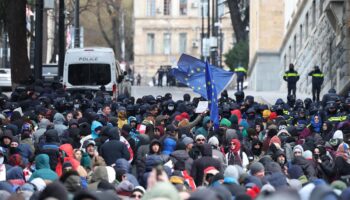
[235,67,247,73]
[312,73,324,77]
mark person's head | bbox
[293,145,304,157]
[277,153,286,165]
[249,162,265,178]
[10,140,19,148]
[66,112,73,122]
[313,115,320,123]
[289,63,294,70]
[314,65,320,70]
[84,140,96,156]
[195,135,206,145]
[73,149,82,161]
[102,105,111,116]
[130,186,145,200]
[182,137,194,150]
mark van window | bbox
[68,64,111,85]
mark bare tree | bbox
[5,0,32,86]
[96,0,122,60]
[227,0,249,42]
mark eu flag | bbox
[171,54,234,99]
[205,61,219,129]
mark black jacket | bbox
[190,143,221,186]
[308,69,324,86]
[100,127,130,166]
[283,69,299,85]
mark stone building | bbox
[133,0,235,83]
[249,0,350,96]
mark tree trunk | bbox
[227,0,248,43]
[6,0,32,86]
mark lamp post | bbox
[58,0,65,78]
[34,0,43,80]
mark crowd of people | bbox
[0,81,350,200]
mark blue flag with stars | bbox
[205,61,219,129]
[170,54,234,99]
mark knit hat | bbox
[116,180,134,196]
[182,137,194,146]
[204,166,219,175]
[269,136,281,147]
[249,162,265,176]
[195,134,206,141]
[208,136,219,147]
[169,176,184,185]
[142,182,180,200]
[333,130,344,140]
[262,110,271,119]
[133,186,146,194]
[220,118,232,127]
[303,150,313,160]
[38,181,68,200]
[224,165,239,180]
[293,145,304,154]
[30,178,46,191]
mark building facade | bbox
[249,0,350,96]
[133,0,235,84]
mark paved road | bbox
[131,86,309,105]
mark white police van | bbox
[63,47,122,97]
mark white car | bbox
[0,68,11,90]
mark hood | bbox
[202,116,211,127]
[91,120,103,138]
[59,144,74,158]
[38,119,50,129]
[91,166,109,183]
[44,129,60,143]
[230,109,242,120]
[106,127,120,140]
[115,158,130,172]
[201,143,212,157]
[149,139,162,154]
[35,154,51,169]
[6,166,24,180]
[170,150,190,161]
[53,113,65,125]
[127,116,137,124]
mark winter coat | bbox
[170,150,193,173]
[33,119,50,143]
[53,113,67,136]
[291,156,316,179]
[308,69,324,86]
[162,136,177,155]
[100,127,130,166]
[190,144,221,186]
[283,69,299,85]
[29,154,58,181]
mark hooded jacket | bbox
[100,127,130,165]
[34,119,50,143]
[190,144,221,186]
[53,113,68,136]
[195,116,211,138]
[6,166,25,186]
[170,150,193,173]
[29,154,58,181]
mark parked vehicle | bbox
[0,68,11,90]
[62,47,123,97]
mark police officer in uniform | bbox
[308,66,324,102]
[283,63,300,98]
[234,65,247,91]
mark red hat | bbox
[180,112,190,120]
[204,166,219,175]
[175,115,183,122]
[269,112,277,120]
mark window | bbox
[300,25,303,48]
[68,64,111,85]
[164,0,171,15]
[179,0,187,15]
[200,0,208,17]
[319,0,324,18]
[179,33,187,53]
[147,0,156,16]
[293,36,296,59]
[147,33,155,55]
[284,54,287,69]
[305,13,309,37]
[312,1,316,27]
[289,46,292,63]
[163,33,171,54]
